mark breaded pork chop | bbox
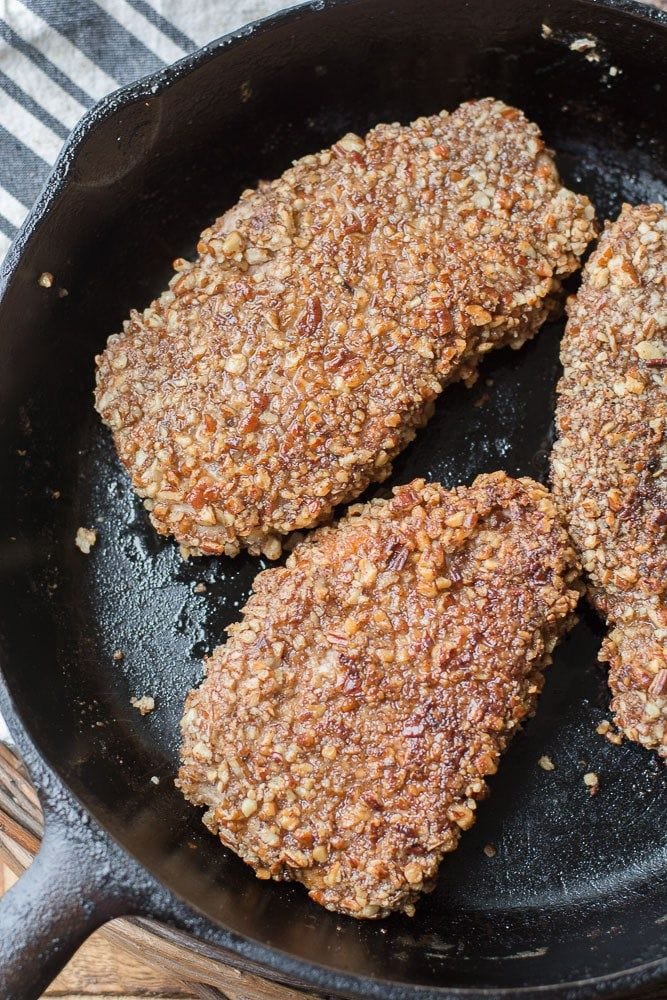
[178,473,580,918]
[96,99,595,558]
[551,204,666,758]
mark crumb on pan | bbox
[538,755,555,771]
[583,772,599,796]
[570,37,595,51]
[95,98,595,559]
[569,37,600,62]
[131,695,155,715]
[551,203,666,759]
[178,472,580,917]
[75,526,97,553]
[38,271,53,288]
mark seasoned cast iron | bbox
[0,0,666,997]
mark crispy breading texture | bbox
[96,99,595,558]
[178,473,580,917]
[551,203,667,757]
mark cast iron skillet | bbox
[0,0,666,997]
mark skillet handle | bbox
[0,816,121,1000]
[0,735,164,1000]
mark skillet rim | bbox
[0,0,666,996]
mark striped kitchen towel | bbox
[0,0,290,263]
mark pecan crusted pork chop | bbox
[551,204,667,758]
[178,473,580,918]
[96,99,595,558]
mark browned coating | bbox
[551,204,666,758]
[177,473,580,917]
[95,99,595,558]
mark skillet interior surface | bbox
[0,0,666,993]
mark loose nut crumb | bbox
[570,37,596,52]
[541,23,552,38]
[483,843,497,858]
[112,649,124,661]
[131,695,155,715]
[569,37,601,63]
[538,755,555,771]
[38,271,54,288]
[583,772,599,795]
[150,775,160,785]
[75,527,97,553]
[193,582,207,594]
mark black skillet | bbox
[0,0,666,997]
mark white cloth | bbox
[0,0,292,260]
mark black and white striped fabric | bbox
[0,0,289,263]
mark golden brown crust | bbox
[96,99,595,558]
[177,473,580,917]
[551,203,667,757]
